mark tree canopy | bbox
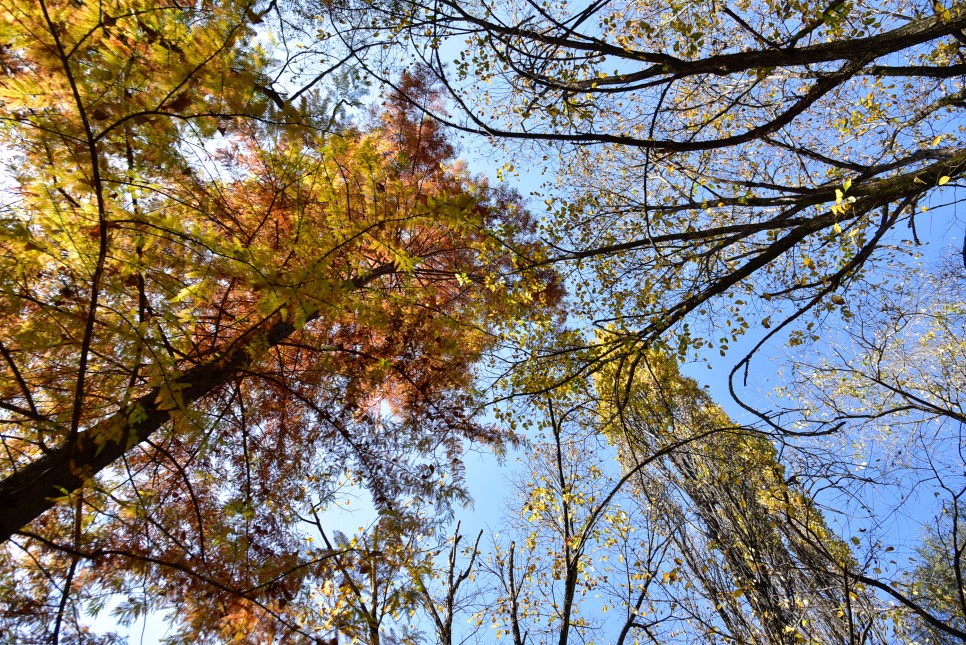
[323,0,966,393]
[0,1,557,639]
[2,0,966,642]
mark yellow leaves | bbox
[938,176,951,186]
[171,283,202,304]
[934,0,955,22]
[831,184,856,215]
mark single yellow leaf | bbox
[939,176,950,186]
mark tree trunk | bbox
[1,324,259,543]
[0,263,395,544]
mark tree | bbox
[314,0,966,411]
[0,1,557,640]
[473,383,666,645]
[412,521,485,645]
[598,349,883,644]
[435,348,964,644]
[308,516,487,645]
[910,505,966,644]
[311,516,430,645]
[298,4,966,639]
[780,258,966,642]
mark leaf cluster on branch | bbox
[296,0,966,640]
[0,1,559,640]
[3,0,966,641]
[316,0,966,402]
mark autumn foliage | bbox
[0,1,557,640]
[6,0,966,641]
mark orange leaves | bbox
[0,9,561,634]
